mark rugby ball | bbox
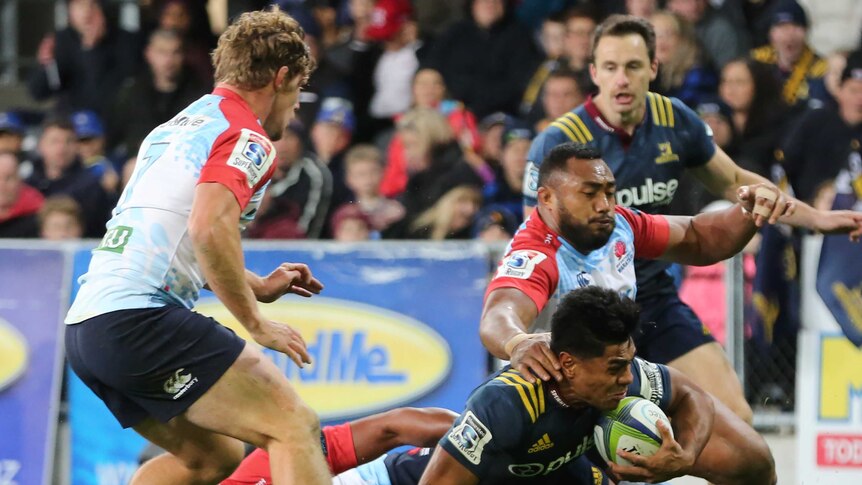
[593,397,673,466]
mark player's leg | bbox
[688,397,777,485]
[637,294,753,424]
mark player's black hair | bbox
[591,14,656,63]
[550,286,640,359]
[537,142,602,188]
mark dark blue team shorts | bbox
[634,292,716,364]
[65,305,246,428]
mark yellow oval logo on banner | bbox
[0,317,28,392]
[196,297,451,420]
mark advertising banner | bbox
[68,242,490,484]
[0,247,67,485]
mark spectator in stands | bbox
[28,0,140,114]
[380,67,483,198]
[484,121,532,221]
[107,29,206,158]
[248,121,333,240]
[626,0,658,18]
[71,110,119,195]
[311,97,355,211]
[385,108,484,236]
[650,10,717,108]
[38,196,84,240]
[367,0,420,132]
[531,68,584,132]
[823,50,851,109]
[0,151,43,238]
[520,13,567,119]
[157,0,215,88]
[779,52,862,204]
[750,0,829,109]
[558,7,597,95]
[407,185,482,239]
[0,112,25,155]
[330,203,374,241]
[472,204,519,242]
[424,0,541,118]
[477,111,508,166]
[343,144,404,232]
[25,117,111,238]
[667,0,750,70]
[719,59,789,177]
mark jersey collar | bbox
[584,95,641,149]
[212,86,258,121]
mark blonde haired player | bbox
[64,8,331,484]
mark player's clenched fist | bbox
[507,332,563,383]
[736,183,794,227]
[250,319,312,367]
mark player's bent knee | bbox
[263,400,321,448]
[180,443,245,484]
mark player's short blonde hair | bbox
[212,7,315,91]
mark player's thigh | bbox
[688,398,775,485]
[134,415,245,476]
[181,343,321,448]
[667,342,753,422]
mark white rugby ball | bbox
[593,396,673,466]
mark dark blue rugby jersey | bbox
[439,358,672,484]
[523,94,716,299]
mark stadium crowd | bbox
[1,0,861,405]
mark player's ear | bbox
[559,351,578,377]
[538,186,554,209]
[589,63,598,85]
[649,58,659,81]
[274,66,290,91]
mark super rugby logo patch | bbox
[227,128,275,188]
[447,411,492,465]
[496,250,547,280]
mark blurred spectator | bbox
[344,144,404,231]
[477,111,508,165]
[779,52,862,204]
[380,68,482,198]
[472,204,519,242]
[120,156,136,191]
[367,0,420,124]
[0,152,43,238]
[306,0,348,50]
[157,0,215,88]
[311,97,355,210]
[407,185,482,239]
[107,29,206,158]
[531,68,584,132]
[25,117,111,238]
[520,13,567,118]
[28,0,140,114]
[625,0,657,18]
[248,121,333,239]
[750,0,829,109]
[667,0,750,70]
[823,50,851,108]
[424,0,541,118]
[71,110,119,195]
[386,108,483,236]
[413,0,465,38]
[38,196,84,240]
[483,122,532,221]
[330,203,374,241]
[650,10,717,108]
[0,112,25,155]
[559,7,597,95]
[719,59,789,177]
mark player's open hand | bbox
[606,420,693,483]
[251,320,312,367]
[509,332,563,383]
[737,183,794,227]
[256,263,324,303]
[814,210,862,242]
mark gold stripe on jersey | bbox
[663,96,675,127]
[648,92,675,127]
[550,120,584,144]
[503,372,541,416]
[497,371,546,422]
[497,374,537,422]
[556,116,587,143]
[565,113,594,142]
[648,93,661,126]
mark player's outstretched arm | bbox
[657,184,776,265]
[608,367,715,483]
[479,288,562,382]
[189,182,310,366]
[350,407,458,466]
[417,446,480,485]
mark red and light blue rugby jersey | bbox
[487,206,669,323]
[522,94,715,300]
[67,88,277,323]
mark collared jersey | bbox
[440,358,672,484]
[523,94,714,299]
[486,206,669,321]
[66,88,277,323]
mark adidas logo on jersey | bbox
[616,178,678,207]
[528,433,554,453]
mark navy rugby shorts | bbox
[65,305,246,428]
[634,292,716,364]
